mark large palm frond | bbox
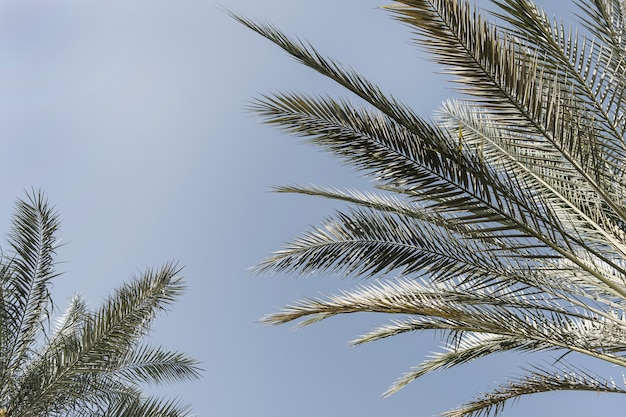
[238,0,626,415]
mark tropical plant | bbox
[235,0,626,415]
[0,191,200,417]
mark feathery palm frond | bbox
[442,363,626,417]
[240,0,626,415]
[0,192,200,417]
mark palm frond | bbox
[86,262,185,352]
[380,334,549,397]
[254,206,531,285]
[0,191,61,402]
[272,185,536,253]
[115,344,202,386]
[263,278,626,356]
[106,394,193,417]
[443,363,626,417]
[50,295,90,341]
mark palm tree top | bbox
[0,190,201,417]
[236,0,626,415]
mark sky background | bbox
[0,0,624,416]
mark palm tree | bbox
[235,0,626,415]
[0,191,200,417]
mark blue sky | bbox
[0,0,625,416]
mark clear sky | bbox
[0,0,624,416]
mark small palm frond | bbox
[443,363,626,417]
[106,394,193,417]
[0,191,61,402]
[86,262,186,352]
[379,334,549,397]
[50,295,90,341]
[272,185,529,252]
[114,344,202,386]
[232,13,437,136]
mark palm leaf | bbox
[443,363,626,417]
[0,191,61,404]
[114,344,202,386]
[379,334,549,397]
[106,394,193,417]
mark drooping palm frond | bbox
[0,192,200,417]
[377,333,549,397]
[239,0,626,415]
[442,363,626,417]
[249,93,568,258]
[107,395,193,417]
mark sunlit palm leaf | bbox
[443,363,626,417]
[263,279,626,364]
[379,334,549,397]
